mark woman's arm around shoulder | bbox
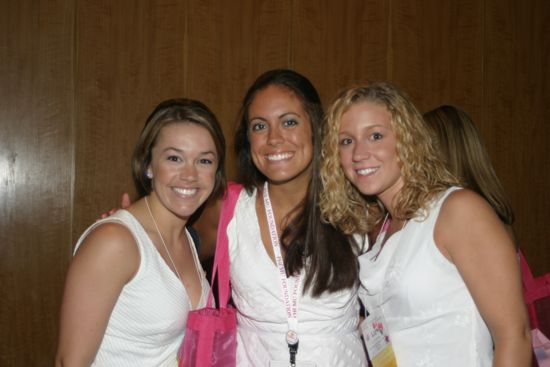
[434,188,531,367]
[55,222,140,367]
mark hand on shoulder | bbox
[98,193,132,220]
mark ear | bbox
[146,168,153,179]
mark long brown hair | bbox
[424,105,514,225]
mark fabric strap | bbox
[207,182,243,308]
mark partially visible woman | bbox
[423,104,515,227]
[320,83,531,366]
[55,99,226,366]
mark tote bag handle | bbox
[207,182,243,308]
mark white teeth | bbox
[173,187,198,196]
[267,152,293,161]
[357,167,377,176]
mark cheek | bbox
[248,133,262,152]
[200,166,217,181]
[338,149,352,169]
[249,154,262,170]
[297,128,313,149]
[338,153,354,180]
[386,149,401,169]
[303,141,314,161]
[153,163,173,179]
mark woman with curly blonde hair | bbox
[320,82,531,367]
[321,83,456,235]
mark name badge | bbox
[361,309,397,367]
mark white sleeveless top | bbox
[74,210,209,367]
[359,187,493,367]
[227,189,367,366]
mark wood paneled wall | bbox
[0,0,75,365]
[1,0,548,365]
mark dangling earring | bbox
[146,170,153,179]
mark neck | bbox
[381,205,408,237]
[142,195,188,243]
[378,179,405,219]
[263,179,308,217]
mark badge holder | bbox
[286,329,299,366]
[361,308,397,367]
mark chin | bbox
[352,183,376,196]
[174,203,203,217]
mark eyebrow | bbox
[339,124,387,133]
[249,111,302,122]
[162,147,217,156]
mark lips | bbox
[172,187,198,197]
[266,152,294,161]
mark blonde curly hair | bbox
[320,82,458,235]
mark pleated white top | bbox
[74,209,209,367]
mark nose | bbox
[179,162,198,181]
[267,125,283,146]
[352,140,370,162]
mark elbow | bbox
[492,322,533,366]
[54,352,72,367]
[515,321,533,354]
[54,351,91,367]
[54,355,65,367]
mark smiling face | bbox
[338,100,404,208]
[147,122,218,219]
[247,85,313,187]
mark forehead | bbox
[339,100,392,131]
[249,85,306,115]
[155,122,216,149]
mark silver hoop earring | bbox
[146,171,153,179]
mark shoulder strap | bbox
[208,182,243,308]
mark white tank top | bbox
[228,189,367,366]
[359,187,493,367]
[74,209,209,366]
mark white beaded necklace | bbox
[144,196,182,281]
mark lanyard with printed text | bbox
[263,181,302,366]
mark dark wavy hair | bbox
[132,98,226,200]
[235,69,359,296]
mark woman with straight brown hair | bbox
[56,99,226,366]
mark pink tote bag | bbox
[179,183,242,367]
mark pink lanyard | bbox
[262,181,302,366]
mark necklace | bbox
[373,213,408,259]
[144,196,182,281]
[375,213,391,244]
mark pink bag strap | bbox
[207,182,243,308]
